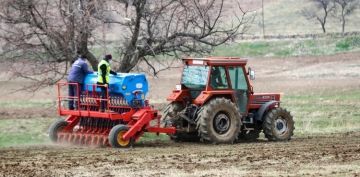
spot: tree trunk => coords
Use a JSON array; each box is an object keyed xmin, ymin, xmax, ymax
[
  {"xmin": 86, "ymin": 52, "xmax": 98, "ymax": 71},
  {"xmin": 321, "ymin": 22, "xmax": 326, "ymax": 33},
  {"xmin": 341, "ymin": 8, "xmax": 346, "ymax": 34},
  {"xmin": 116, "ymin": 0, "xmax": 145, "ymax": 73}
]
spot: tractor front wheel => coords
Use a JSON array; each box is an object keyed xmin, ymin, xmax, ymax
[
  {"xmin": 49, "ymin": 119, "xmax": 68, "ymax": 143},
  {"xmin": 263, "ymin": 107, "xmax": 294, "ymax": 141},
  {"xmin": 109, "ymin": 124, "xmax": 134, "ymax": 148},
  {"xmin": 198, "ymin": 98, "xmax": 241, "ymax": 144}
]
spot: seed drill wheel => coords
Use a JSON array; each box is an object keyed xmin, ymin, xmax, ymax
[
  {"xmin": 262, "ymin": 107, "xmax": 294, "ymax": 141},
  {"xmin": 109, "ymin": 124, "xmax": 134, "ymax": 148},
  {"xmin": 198, "ymin": 98, "xmax": 241, "ymax": 144},
  {"xmin": 49, "ymin": 119, "xmax": 68, "ymax": 143}
]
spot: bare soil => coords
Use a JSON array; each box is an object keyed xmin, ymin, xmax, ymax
[{"xmin": 0, "ymin": 132, "xmax": 359, "ymax": 177}]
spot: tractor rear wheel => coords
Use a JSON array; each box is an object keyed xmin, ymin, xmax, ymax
[
  {"xmin": 263, "ymin": 107, "xmax": 294, "ymax": 141},
  {"xmin": 49, "ymin": 119, "xmax": 68, "ymax": 143},
  {"xmin": 109, "ymin": 124, "xmax": 134, "ymax": 148},
  {"xmin": 166, "ymin": 102, "xmax": 184, "ymax": 118},
  {"xmin": 198, "ymin": 98, "xmax": 241, "ymax": 144},
  {"xmin": 164, "ymin": 102, "xmax": 199, "ymax": 142}
]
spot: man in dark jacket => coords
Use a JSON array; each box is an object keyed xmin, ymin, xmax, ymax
[
  {"xmin": 97, "ymin": 54, "xmax": 117, "ymax": 112},
  {"xmin": 67, "ymin": 53, "xmax": 93, "ymax": 110}
]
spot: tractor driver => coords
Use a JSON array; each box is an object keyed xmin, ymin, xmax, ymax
[
  {"xmin": 67, "ymin": 52, "xmax": 94, "ymax": 110},
  {"xmin": 210, "ymin": 66, "xmax": 226, "ymax": 89},
  {"xmin": 97, "ymin": 54, "xmax": 117, "ymax": 112}
]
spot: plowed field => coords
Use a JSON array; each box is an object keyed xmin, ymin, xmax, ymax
[{"xmin": 1, "ymin": 132, "xmax": 359, "ymax": 177}]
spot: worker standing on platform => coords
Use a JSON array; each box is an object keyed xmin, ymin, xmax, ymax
[
  {"xmin": 97, "ymin": 54, "xmax": 117, "ymax": 112},
  {"xmin": 67, "ymin": 52, "xmax": 93, "ymax": 110}
]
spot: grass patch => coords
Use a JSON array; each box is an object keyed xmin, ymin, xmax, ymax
[
  {"xmin": 0, "ymin": 118, "xmax": 53, "ymax": 147},
  {"xmin": 283, "ymin": 89, "xmax": 360, "ymax": 135},
  {"xmin": 139, "ymin": 133, "xmax": 169, "ymax": 142},
  {"xmin": 212, "ymin": 35, "xmax": 360, "ymax": 57},
  {"xmin": 0, "ymin": 100, "xmax": 53, "ymax": 109}
]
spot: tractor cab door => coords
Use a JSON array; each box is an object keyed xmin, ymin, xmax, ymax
[{"xmin": 228, "ymin": 67, "xmax": 249, "ymax": 113}]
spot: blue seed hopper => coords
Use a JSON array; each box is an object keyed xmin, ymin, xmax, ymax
[{"xmin": 83, "ymin": 73, "xmax": 149, "ymax": 107}]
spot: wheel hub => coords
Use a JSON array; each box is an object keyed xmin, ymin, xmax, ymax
[
  {"xmin": 275, "ymin": 118, "xmax": 288, "ymax": 135},
  {"xmin": 213, "ymin": 113, "xmax": 230, "ymax": 134},
  {"xmin": 117, "ymin": 131, "xmax": 130, "ymax": 147}
]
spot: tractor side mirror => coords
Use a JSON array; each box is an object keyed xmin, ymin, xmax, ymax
[{"xmin": 248, "ymin": 67, "xmax": 255, "ymax": 80}]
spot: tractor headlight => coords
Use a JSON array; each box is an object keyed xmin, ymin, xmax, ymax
[{"xmin": 122, "ymin": 85, "xmax": 127, "ymax": 90}]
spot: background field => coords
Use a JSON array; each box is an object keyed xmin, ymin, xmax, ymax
[{"xmin": 1, "ymin": 0, "xmax": 360, "ymax": 176}]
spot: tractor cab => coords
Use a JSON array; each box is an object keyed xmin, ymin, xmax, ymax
[{"xmin": 168, "ymin": 57, "xmax": 253, "ymax": 113}]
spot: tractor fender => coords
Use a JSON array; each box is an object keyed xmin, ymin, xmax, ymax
[{"xmin": 255, "ymin": 101, "xmax": 279, "ymax": 121}]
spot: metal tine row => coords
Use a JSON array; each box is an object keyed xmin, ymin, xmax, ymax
[
  {"xmin": 109, "ymin": 96, "xmax": 129, "ymax": 106},
  {"xmin": 79, "ymin": 117, "xmax": 122, "ymax": 129},
  {"xmin": 80, "ymin": 94, "xmax": 98, "ymax": 105}
]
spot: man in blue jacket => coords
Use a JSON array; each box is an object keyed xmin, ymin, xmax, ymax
[{"xmin": 67, "ymin": 52, "xmax": 93, "ymax": 110}]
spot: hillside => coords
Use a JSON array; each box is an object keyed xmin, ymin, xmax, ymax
[{"xmin": 247, "ymin": 0, "xmax": 360, "ymax": 35}]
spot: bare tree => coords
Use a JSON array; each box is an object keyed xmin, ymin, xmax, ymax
[
  {"xmin": 0, "ymin": 0, "xmax": 105, "ymax": 90},
  {"xmin": 103, "ymin": 0, "xmax": 252, "ymax": 73},
  {"xmin": 302, "ymin": 0, "xmax": 335, "ymax": 33},
  {"xmin": 0, "ymin": 0, "xmax": 252, "ymax": 90},
  {"xmin": 333, "ymin": 0, "xmax": 359, "ymax": 34}
]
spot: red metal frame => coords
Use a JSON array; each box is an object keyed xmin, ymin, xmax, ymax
[{"xmin": 56, "ymin": 82, "xmax": 176, "ymax": 147}]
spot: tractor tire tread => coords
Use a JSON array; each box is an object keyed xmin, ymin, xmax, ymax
[
  {"xmin": 197, "ymin": 97, "xmax": 241, "ymax": 144},
  {"xmin": 49, "ymin": 119, "xmax": 68, "ymax": 143},
  {"xmin": 262, "ymin": 107, "xmax": 294, "ymax": 141}
]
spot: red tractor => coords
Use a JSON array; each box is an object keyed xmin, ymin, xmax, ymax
[{"xmin": 163, "ymin": 57, "xmax": 294, "ymax": 143}]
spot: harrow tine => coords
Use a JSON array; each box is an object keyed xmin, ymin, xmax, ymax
[
  {"xmin": 92, "ymin": 136, "xmax": 98, "ymax": 147},
  {"xmin": 75, "ymin": 134, "xmax": 81, "ymax": 144},
  {"xmin": 80, "ymin": 134, "xmax": 86, "ymax": 145},
  {"xmin": 86, "ymin": 136, "xmax": 92, "ymax": 146}
]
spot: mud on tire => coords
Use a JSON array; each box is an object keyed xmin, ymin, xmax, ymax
[
  {"xmin": 197, "ymin": 98, "xmax": 241, "ymax": 144},
  {"xmin": 263, "ymin": 107, "xmax": 294, "ymax": 141},
  {"xmin": 49, "ymin": 119, "xmax": 68, "ymax": 143}
]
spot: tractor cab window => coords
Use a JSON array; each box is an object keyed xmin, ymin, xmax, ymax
[
  {"xmin": 228, "ymin": 67, "xmax": 248, "ymax": 90},
  {"xmin": 229, "ymin": 67, "xmax": 248, "ymax": 112},
  {"xmin": 181, "ymin": 65, "xmax": 209, "ymax": 89},
  {"xmin": 210, "ymin": 66, "xmax": 229, "ymax": 89}
]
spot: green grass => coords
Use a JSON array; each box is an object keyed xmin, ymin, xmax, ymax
[
  {"xmin": 283, "ymin": 89, "xmax": 360, "ymax": 135},
  {"xmin": 0, "ymin": 100, "xmax": 53, "ymax": 109},
  {"xmin": 139, "ymin": 133, "xmax": 170, "ymax": 142},
  {"xmin": 0, "ymin": 118, "xmax": 53, "ymax": 147},
  {"xmin": 212, "ymin": 35, "xmax": 360, "ymax": 57}
]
